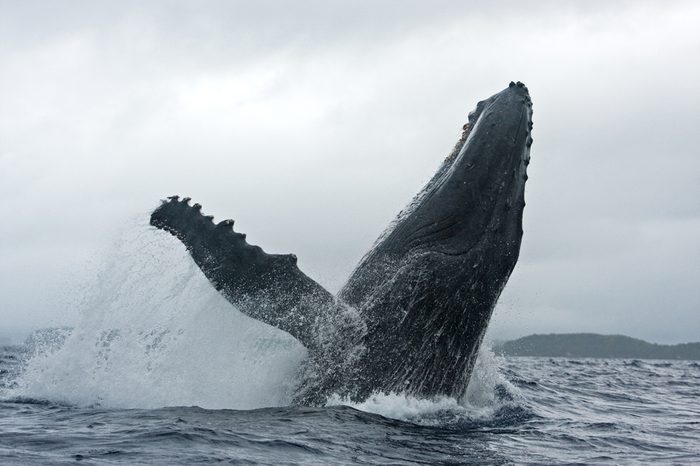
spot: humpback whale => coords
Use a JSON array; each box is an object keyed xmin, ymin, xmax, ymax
[{"xmin": 150, "ymin": 81, "xmax": 533, "ymax": 405}]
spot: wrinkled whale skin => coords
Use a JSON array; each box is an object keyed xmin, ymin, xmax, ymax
[{"xmin": 150, "ymin": 82, "xmax": 533, "ymax": 405}]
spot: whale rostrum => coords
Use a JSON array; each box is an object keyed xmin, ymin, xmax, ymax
[{"xmin": 150, "ymin": 82, "xmax": 533, "ymax": 405}]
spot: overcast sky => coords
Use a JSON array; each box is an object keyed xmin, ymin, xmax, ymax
[{"xmin": 1, "ymin": 1, "xmax": 698, "ymax": 343}]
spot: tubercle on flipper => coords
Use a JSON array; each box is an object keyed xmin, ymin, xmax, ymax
[{"xmin": 151, "ymin": 196, "xmax": 292, "ymax": 263}]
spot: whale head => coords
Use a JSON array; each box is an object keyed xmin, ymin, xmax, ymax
[
  {"xmin": 340, "ymin": 82, "xmax": 533, "ymax": 400},
  {"xmin": 385, "ymin": 80, "xmax": 531, "ymax": 258}
]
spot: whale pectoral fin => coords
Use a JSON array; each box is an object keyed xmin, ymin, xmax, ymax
[{"xmin": 150, "ymin": 196, "xmax": 336, "ymax": 350}]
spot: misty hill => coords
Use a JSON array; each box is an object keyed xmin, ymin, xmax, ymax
[{"xmin": 495, "ymin": 333, "xmax": 700, "ymax": 360}]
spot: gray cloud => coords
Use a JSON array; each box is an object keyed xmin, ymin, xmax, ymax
[{"xmin": 1, "ymin": 0, "xmax": 698, "ymax": 343}]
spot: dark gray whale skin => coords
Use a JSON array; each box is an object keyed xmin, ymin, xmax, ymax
[{"xmin": 150, "ymin": 81, "xmax": 533, "ymax": 405}]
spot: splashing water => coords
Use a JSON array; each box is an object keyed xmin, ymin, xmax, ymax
[
  {"xmin": 13, "ymin": 217, "xmax": 514, "ymax": 419},
  {"xmin": 14, "ymin": 218, "xmax": 306, "ymax": 409},
  {"xmin": 327, "ymin": 344, "xmax": 520, "ymax": 426}
]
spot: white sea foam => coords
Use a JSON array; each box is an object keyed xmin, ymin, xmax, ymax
[
  {"xmin": 14, "ymin": 218, "xmax": 305, "ymax": 409},
  {"xmin": 327, "ymin": 344, "xmax": 519, "ymax": 425}
]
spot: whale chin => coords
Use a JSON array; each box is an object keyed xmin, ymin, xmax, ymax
[{"xmin": 150, "ymin": 82, "xmax": 533, "ymax": 405}]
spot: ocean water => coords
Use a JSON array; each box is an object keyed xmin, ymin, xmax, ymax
[
  {"xmin": 2, "ymin": 346, "xmax": 699, "ymax": 464},
  {"xmin": 1, "ymin": 224, "xmax": 699, "ymax": 464}
]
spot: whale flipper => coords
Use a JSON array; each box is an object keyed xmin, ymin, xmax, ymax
[{"xmin": 150, "ymin": 197, "xmax": 337, "ymax": 350}]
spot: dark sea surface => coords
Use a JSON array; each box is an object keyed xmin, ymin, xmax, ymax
[{"xmin": 2, "ymin": 342, "xmax": 699, "ymax": 465}]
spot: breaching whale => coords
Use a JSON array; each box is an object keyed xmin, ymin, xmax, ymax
[{"xmin": 150, "ymin": 81, "xmax": 533, "ymax": 405}]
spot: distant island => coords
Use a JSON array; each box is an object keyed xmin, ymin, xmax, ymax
[{"xmin": 494, "ymin": 333, "xmax": 700, "ymax": 360}]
